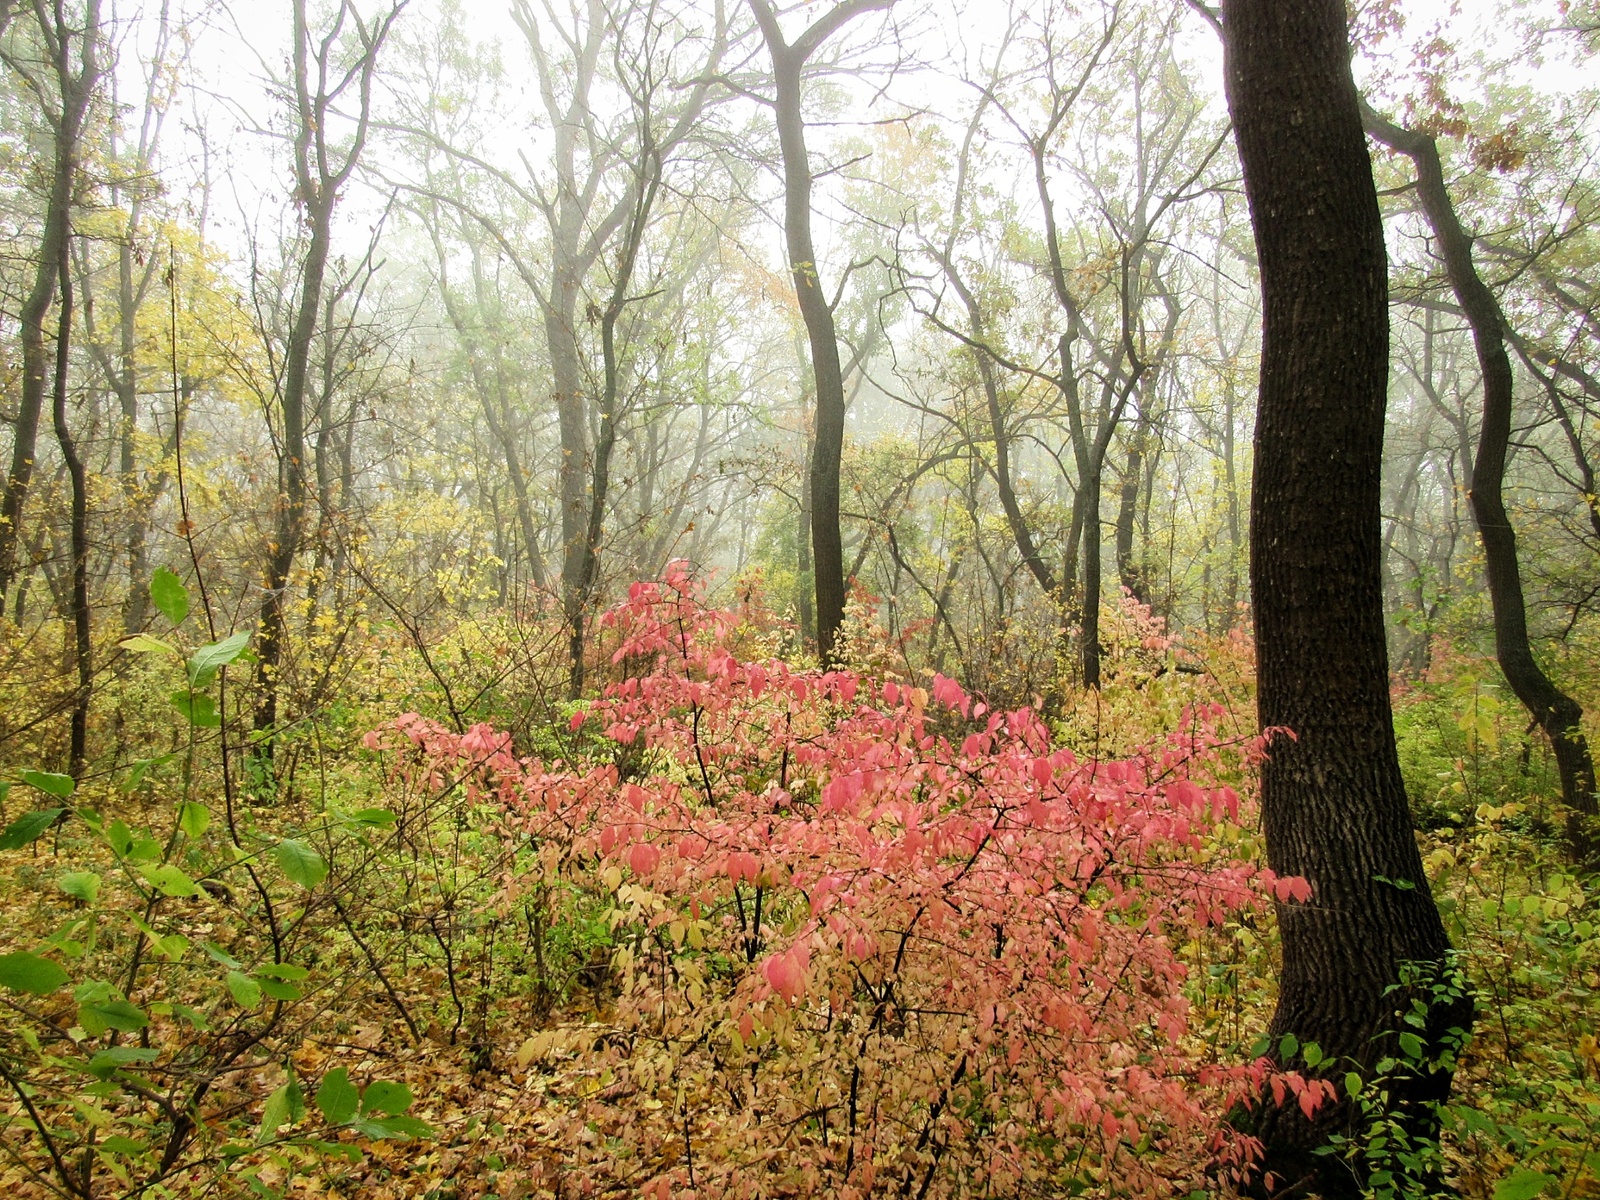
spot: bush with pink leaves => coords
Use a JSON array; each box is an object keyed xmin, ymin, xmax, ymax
[{"xmin": 369, "ymin": 568, "xmax": 1327, "ymax": 1197}]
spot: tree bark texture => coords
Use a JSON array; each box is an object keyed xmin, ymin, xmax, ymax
[
  {"xmin": 1221, "ymin": 0, "xmax": 1470, "ymax": 1191},
  {"xmin": 1362, "ymin": 105, "xmax": 1598, "ymax": 865}
]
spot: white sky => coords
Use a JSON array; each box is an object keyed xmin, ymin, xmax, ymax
[{"xmin": 123, "ymin": 0, "xmax": 1592, "ymax": 283}]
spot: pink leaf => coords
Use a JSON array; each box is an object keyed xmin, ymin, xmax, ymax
[{"xmin": 628, "ymin": 842, "xmax": 661, "ymax": 876}]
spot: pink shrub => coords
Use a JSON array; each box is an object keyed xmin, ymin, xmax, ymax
[{"xmin": 370, "ymin": 568, "xmax": 1319, "ymax": 1197}]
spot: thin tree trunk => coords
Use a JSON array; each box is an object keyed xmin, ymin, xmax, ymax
[
  {"xmin": 0, "ymin": 0, "xmax": 100, "ymax": 607},
  {"xmin": 255, "ymin": 0, "xmax": 397, "ymax": 752},
  {"xmin": 255, "ymin": 200, "xmax": 330, "ymax": 741},
  {"xmin": 797, "ymin": 423, "xmax": 815, "ymax": 647},
  {"xmin": 53, "ymin": 226, "xmax": 89, "ymax": 778},
  {"xmin": 1114, "ymin": 432, "xmax": 1144, "ymax": 603},
  {"xmin": 1363, "ymin": 104, "xmax": 1598, "ymax": 863},
  {"xmin": 1222, "ymin": 0, "xmax": 1470, "ymax": 1190},
  {"xmin": 748, "ymin": 0, "xmax": 894, "ymax": 665}
]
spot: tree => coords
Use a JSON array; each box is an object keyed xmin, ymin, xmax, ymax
[
  {"xmin": 254, "ymin": 0, "xmax": 402, "ymax": 751},
  {"xmin": 0, "ymin": 0, "xmax": 102, "ymax": 613},
  {"xmin": 77, "ymin": 1, "xmax": 188, "ymax": 634},
  {"xmin": 1218, "ymin": 0, "xmax": 1472, "ymax": 1190},
  {"xmin": 1363, "ymin": 103, "xmax": 1598, "ymax": 866},
  {"xmin": 747, "ymin": 0, "xmax": 896, "ymax": 665},
  {"xmin": 391, "ymin": 0, "xmax": 732, "ymax": 695}
]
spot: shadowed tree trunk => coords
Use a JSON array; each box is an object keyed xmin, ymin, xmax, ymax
[
  {"xmin": 254, "ymin": 0, "xmax": 399, "ymax": 755},
  {"xmin": 1363, "ymin": 103, "xmax": 1598, "ymax": 866},
  {"xmin": 1220, "ymin": 0, "xmax": 1472, "ymax": 1191},
  {"xmin": 748, "ymin": 0, "xmax": 895, "ymax": 665},
  {"xmin": 53, "ymin": 209, "xmax": 88, "ymax": 777},
  {"xmin": 0, "ymin": 0, "xmax": 101, "ymax": 610}
]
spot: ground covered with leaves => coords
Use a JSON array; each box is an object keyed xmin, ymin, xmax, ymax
[{"xmin": 0, "ymin": 577, "xmax": 1595, "ymax": 1200}]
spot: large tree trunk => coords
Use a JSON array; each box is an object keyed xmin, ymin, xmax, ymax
[
  {"xmin": 1221, "ymin": 0, "xmax": 1471, "ymax": 1192},
  {"xmin": 1363, "ymin": 105, "xmax": 1598, "ymax": 865}
]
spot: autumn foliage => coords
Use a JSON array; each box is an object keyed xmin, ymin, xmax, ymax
[{"xmin": 371, "ymin": 568, "xmax": 1323, "ymax": 1197}]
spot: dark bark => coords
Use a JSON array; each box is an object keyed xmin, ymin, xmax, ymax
[
  {"xmin": 254, "ymin": 0, "xmax": 398, "ymax": 748},
  {"xmin": 0, "ymin": 0, "xmax": 100, "ymax": 607},
  {"xmin": 117, "ymin": 230, "xmax": 153, "ymax": 633},
  {"xmin": 748, "ymin": 0, "xmax": 894, "ymax": 665},
  {"xmin": 1114, "ymin": 431, "xmax": 1145, "ymax": 603},
  {"xmin": 567, "ymin": 161, "xmax": 660, "ymax": 698},
  {"xmin": 566, "ymin": 17, "xmax": 724, "ymax": 695},
  {"xmin": 1221, "ymin": 0, "xmax": 1470, "ymax": 1191},
  {"xmin": 53, "ymin": 210, "xmax": 88, "ymax": 778},
  {"xmin": 1114, "ymin": 299, "xmax": 1178, "ymax": 606},
  {"xmin": 1363, "ymin": 104, "xmax": 1598, "ymax": 864},
  {"xmin": 509, "ymin": 0, "xmax": 627, "ymax": 641},
  {"xmin": 797, "ymin": 424, "xmax": 815, "ymax": 647}
]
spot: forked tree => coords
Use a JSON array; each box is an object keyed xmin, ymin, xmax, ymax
[
  {"xmin": 254, "ymin": 0, "xmax": 402, "ymax": 753},
  {"xmin": 747, "ymin": 0, "xmax": 896, "ymax": 665}
]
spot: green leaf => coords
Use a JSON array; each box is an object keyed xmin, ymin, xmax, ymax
[
  {"xmin": 202, "ymin": 941, "xmax": 242, "ymax": 969},
  {"xmin": 1278, "ymin": 1033, "xmax": 1300, "ymax": 1061},
  {"xmin": 258, "ymin": 977, "xmax": 302, "ymax": 1002},
  {"xmin": 132, "ymin": 917, "xmax": 187, "ymax": 961},
  {"xmin": 315, "ymin": 1068, "xmax": 359, "ymax": 1126},
  {"xmin": 256, "ymin": 962, "xmax": 309, "ymax": 981},
  {"xmin": 226, "ymin": 971, "xmax": 262, "ymax": 1010},
  {"xmin": 360, "ymin": 1079, "xmax": 413, "ymax": 1117},
  {"xmin": 18, "ymin": 769, "xmax": 75, "ymax": 798},
  {"xmin": 0, "ymin": 807, "xmax": 65, "ymax": 849},
  {"xmin": 178, "ymin": 801, "xmax": 210, "ymax": 839},
  {"xmin": 1494, "ymin": 1170, "xmax": 1557, "ymax": 1200},
  {"xmin": 0, "ymin": 951, "xmax": 69, "ymax": 993},
  {"xmin": 86, "ymin": 1047, "xmax": 159, "ymax": 1080},
  {"xmin": 105, "ymin": 819, "xmax": 135, "ymax": 857},
  {"xmin": 81, "ymin": 999, "xmax": 149, "ymax": 1033},
  {"xmin": 150, "ymin": 567, "xmax": 189, "ymax": 627},
  {"xmin": 258, "ymin": 1083, "xmax": 294, "ymax": 1144},
  {"xmin": 123, "ymin": 754, "xmax": 174, "ymax": 793},
  {"xmin": 120, "ymin": 633, "xmax": 180, "ymax": 657},
  {"xmin": 98, "ymin": 1135, "xmax": 149, "ymax": 1156},
  {"xmin": 169, "ymin": 690, "xmax": 220, "ymax": 728},
  {"xmin": 1344, "ymin": 1071, "xmax": 1364, "ymax": 1099},
  {"xmin": 157, "ymin": 933, "xmax": 190, "ymax": 961},
  {"xmin": 274, "ymin": 839, "xmax": 327, "ymax": 890},
  {"xmin": 187, "ymin": 630, "xmax": 250, "ymax": 689},
  {"xmin": 162, "ymin": 1001, "xmax": 209, "ymax": 1031},
  {"xmin": 1302, "ymin": 1042, "xmax": 1324, "ymax": 1069},
  {"xmin": 141, "ymin": 864, "xmax": 199, "ymax": 898},
  {"xmin": 1396, "ymin": 1031, "xmax": 1425, "ymax": 1061},
  {"xmin": 344, "ymin": 808, "xmax": 397, "ymax": 828},
  {"xmin": 58, "ymin": 871, "xmax": 101, "ymax": 904},
  {"xmin": 355, "ymin": 1114, "xmax": 432, "ymax": 1140}
]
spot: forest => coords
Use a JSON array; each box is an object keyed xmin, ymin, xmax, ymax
[{"xmin": 0, "ymin": 0, "xmax": 1596, "ymax": 1196}]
